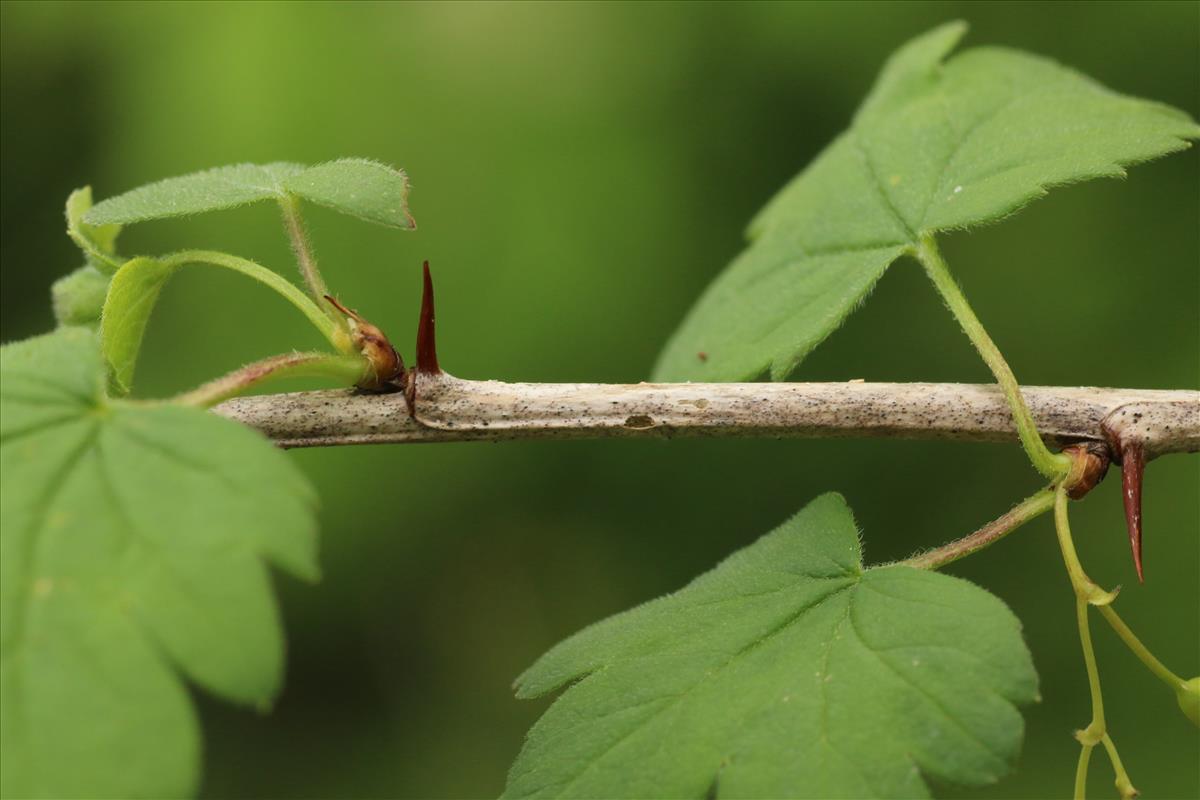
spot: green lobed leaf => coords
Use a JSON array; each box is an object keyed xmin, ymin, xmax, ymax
[
  {"xmin": 83, "ymin": 159, "xmax": 415, "ymax": 230},
  {"xmin": 506, "ymin": 493, "xmax": 1038, "ymax": 799},
  {"xmin": 0, "ymin": 328, "xmax": 319, "ymax": 799},
  {"xmin": 66, "ymin": 186, "xmax": 123, "ymax": 274},
  {"xmin": 51, "ymin": 265, "xmax": 110, "ymax": 329},
  {"xmin": 83, "ymin": 162, "xmax": 306, "ymax": 225},
  {"xmin": 282, "ymin": 158, "xmax": 416, "ymax": 229},
  {"xmin": 653, "ymin": 22, "xmax": 1200, "ymax": 382}
]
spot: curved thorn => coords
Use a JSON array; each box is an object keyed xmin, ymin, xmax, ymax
[
  {"xmin": 1120, "ymin": 441, "xmax": 1145, "ymax": 583},
  {"xmin": 416, "ymin": 261, "xmax": 441, "ymax": 376}
]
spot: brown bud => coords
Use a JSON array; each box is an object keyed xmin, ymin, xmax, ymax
[
  {"xmin": 324, "ymin": 296, "xmax": 406, "ymax": 392},
  {"xmin": 1061, "ymin": 442, "xmax": 1110, "ymax": 500}
]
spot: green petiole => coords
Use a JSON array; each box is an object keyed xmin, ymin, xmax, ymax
[
  {"xmin": 914, "ymin": 234, "xmax": 1072, "ymax": 482},
  {"xmin": 903, "ymin": 488, "xmax": 1055, "ymax": 570},
  {"xmin": 1098, "ymin": 604, "xmax": 1187, "ymax": 691},
  {"xmin": 277, "ymin": 195, "xmax": 342, "ymax": 324},
  {"xmin": 163, "ymin": 249, "xmax": 353, "ymax": 354},
  {"xmin": 1054, "ymin": 483, "xmax": 1136, "ymax": 799},
  {"xmin": 173, "ymin": 351, "xmax": 368, "ymax": 408}
]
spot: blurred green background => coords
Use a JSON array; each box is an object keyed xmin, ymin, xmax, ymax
[{"xmin": 2, "ymin": 1, "xmax": 1197, "ymax": 798}]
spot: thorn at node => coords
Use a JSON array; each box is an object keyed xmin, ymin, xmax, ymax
[
  {"xmin": 416, "ymin": 260, "xmax": 441, "ymax": 376},
  {"xmin": 1119, "ymin": 440, "xmax": 1146, "ymax": 584}
]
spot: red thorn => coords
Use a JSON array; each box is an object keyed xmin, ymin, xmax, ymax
[
  {"xmin": 416, "ymin": 260, "xmax": 441, "ymax": 375},
  {"xmin": 1120, "ymin": 441, "xmax": 1145, "ymax": 583}
]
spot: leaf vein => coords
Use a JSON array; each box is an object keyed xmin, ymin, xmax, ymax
[{"xmin": 847, "ymin": 590, "xmax": 1009, "ymax": 769}]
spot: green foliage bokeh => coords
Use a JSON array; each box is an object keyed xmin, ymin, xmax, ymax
[{"xmin": 1, "ymin": 2, "xmax": 1196, "ymax": 797}]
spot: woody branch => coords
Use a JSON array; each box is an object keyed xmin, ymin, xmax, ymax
[{"xmin": 214, "ymin": 378, "xmax": 1198, "ymax": 456}]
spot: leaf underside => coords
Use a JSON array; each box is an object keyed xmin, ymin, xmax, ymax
[
  {"xmin": 82, "ymin": 158, "xmax": 415, "ymax": 230},
  {"xmin": 653, "ymin": 21, "xmax": 1200, "ymax": 382},
  {"xmin": 99, "ymin": 256, "xmax": 175, "ymax": 394},
  {"xmin": 0, "ymin": 328, "xmax": 318, "ymax": 799},
  {"xmin": 506, "ymin": 493, "xmax": 1038, "ymax": 799}
]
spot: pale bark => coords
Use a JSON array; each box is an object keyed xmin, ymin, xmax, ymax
[{"xmin": 213, "ymin": 374, "xmax": 1200, "ymax": 458}]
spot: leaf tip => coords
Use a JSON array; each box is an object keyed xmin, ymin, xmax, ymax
[
  {"xmin": 937, "ymin": 18, "xmax": 969, "ymax": 43},
  {"xmin": 892, "ymin": 18, "xmax": 969, "ymax": 70},
  {"xmin": 511, "ymin": 666, "xmax": 549, "ymax": 700},
  {"xmin": 65, "ymin": 185, "xmax": 93, "ymax": 222}
]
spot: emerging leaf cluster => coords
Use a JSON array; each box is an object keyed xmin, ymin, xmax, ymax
[{"xmin": 2, "ymin": 158, "xmax": 415, "ymax": 798}]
